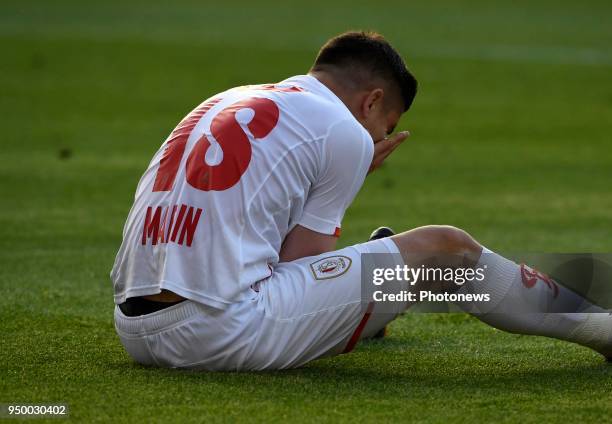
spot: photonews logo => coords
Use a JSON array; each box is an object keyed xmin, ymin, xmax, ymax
[{"xmin": 310, "ymin": 255, "xmax": 352, "ymax": 280}]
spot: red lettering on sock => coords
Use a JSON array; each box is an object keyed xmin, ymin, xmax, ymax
[{"xmin": 520, "ymin": 264, "xmax": 559, "ymax": 298}]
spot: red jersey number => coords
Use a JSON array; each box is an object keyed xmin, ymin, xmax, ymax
[{"xmin": 153, "ymin": 96, "xmax": 280, "ymax": 192}]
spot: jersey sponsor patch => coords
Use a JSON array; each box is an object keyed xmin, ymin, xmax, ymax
[{"xmin": 310, "ymin": 255, "xmax": 352, "ymax": 280}]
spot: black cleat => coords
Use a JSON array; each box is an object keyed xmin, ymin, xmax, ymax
[
  {"xmin": 368, "ymin": 227, "xmax": 395, "ymax": 339},
  {"xmin": 369, "ymin": 226, "xmax": 395, "ymax": 241},
  {"xmin": 372, "ymin": 326, "xmax": 388, "ymax": 339}
]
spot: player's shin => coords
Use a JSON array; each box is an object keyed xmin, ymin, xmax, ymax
[{"xmin": 456, "ymin": 248, "xmax": 612, "ymax": 359}]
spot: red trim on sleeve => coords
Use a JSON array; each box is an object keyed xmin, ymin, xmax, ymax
[
  {"xmin": 333, "ymin": 227, "xmax": 342, "ymax": 237},
  {"xmin": 342, "ymin": 302, "xmax": 375, "ymax": 354}
]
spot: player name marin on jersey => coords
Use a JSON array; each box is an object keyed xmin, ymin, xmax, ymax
[{"xmin": 141, "ymin": 203, "xmax": 203, "ymax": 247}]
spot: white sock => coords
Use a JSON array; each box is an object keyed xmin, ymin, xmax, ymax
[{"xmin": 457, "ymin": 248, "xmax": 612, "ymax": 358}]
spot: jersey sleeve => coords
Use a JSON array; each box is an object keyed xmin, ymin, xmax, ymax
[{"xmin": 298, "ymin": 119, "xmax": 374, "ymax": 236}]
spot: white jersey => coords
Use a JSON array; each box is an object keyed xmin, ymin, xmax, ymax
[{"xmin": 110, "ymin": 75, "xmax": 374, "ymax": 308}]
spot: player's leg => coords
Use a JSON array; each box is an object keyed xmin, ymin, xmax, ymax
[
  {"xmin": 367, "ymin": 226, "xmax": 397, "ymax": 339},
  {"xmin": 242, "ymin": 236, "xmax": 408, "ymax": 369},
  {"xmin": 390, "ymin": 225, "xmax": 612, "ymax": 359}
]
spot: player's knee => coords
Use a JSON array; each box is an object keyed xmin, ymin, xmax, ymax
[
  {"xmin": 392, "ymin": 225, "xmax": 481, "ymax": 257},
  {"xmin": 433, "ymin": 225, "xmax": 479, "ymax": 255}
]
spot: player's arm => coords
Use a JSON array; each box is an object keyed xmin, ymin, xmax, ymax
[
  {"xmin": 279, "ymin": 130, "xmax": 408, "ymax": 262},
  {"xmin": 278, "ymin": 119, "xmax": 374, "ymax": 262},
  {"xmin": 279, "ymin": 225, "xmax": 338, "ymax": 263}
]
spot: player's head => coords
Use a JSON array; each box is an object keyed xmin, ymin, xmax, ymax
[{"xmin": 309, "ymin": 31, "xmax": 417, "ymax": 142}]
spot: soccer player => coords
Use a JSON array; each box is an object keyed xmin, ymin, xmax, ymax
[{"xmin": 111, "ymin": 31, "xmax": 612, "ymax": 370}]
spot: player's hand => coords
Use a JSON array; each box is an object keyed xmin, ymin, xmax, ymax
[{"xmin": 368, "ymin": 130, "xmax": 409, "ymax": 174}]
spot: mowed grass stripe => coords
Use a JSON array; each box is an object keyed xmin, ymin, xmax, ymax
[{"xmin": 1, "ymin": 0, "xmax": 611, "ymax": 422}]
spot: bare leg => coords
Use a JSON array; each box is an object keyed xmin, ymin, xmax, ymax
[{"xmin": 388, "ymin": 225, "xmax": 612, "ymax": 360}]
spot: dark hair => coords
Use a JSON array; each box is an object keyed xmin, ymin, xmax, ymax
[{"xmin": 311, "ymin": 31, "xmax": 417, "ymax": 111}]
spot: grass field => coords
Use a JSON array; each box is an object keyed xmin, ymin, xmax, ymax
[{"xmin": 1, "ymin": 0, "xmax": 612, "ymax": 422}]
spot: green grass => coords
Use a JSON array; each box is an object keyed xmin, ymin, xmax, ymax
[{"xmin": 1, "ymin": 0, "xmax": 612, "ymax": 422}]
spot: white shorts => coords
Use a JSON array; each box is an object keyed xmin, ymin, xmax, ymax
[{"xmin": 114, "ymin": 237, "xmax": 405, "ymax": 371}]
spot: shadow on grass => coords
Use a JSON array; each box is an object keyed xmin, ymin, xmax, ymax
[{"xmin": 107, "ymin": 342, "xmax": 612, "ymax": 402}]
